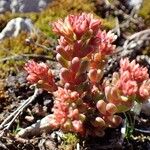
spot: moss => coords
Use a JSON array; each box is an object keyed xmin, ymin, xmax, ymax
[
  {"xmin": 0, "ymin": 32, "xmax": 54, "ymax": 78},
  {"xmin": 101, "ymin": 17, "xmax": 116, "ymax": 30},
  {"xmin": 139, "ymin": 0, "xmax": 150, "ymax": 17},
  {"xmin": 139, "ymin": 0, "xmax": 150, "ymax": 25},
  {"xmin": 59, "ymin": 133, "xmax": 80, "ymax": 150},
  {"xmin": 138, "ymin": 0, "xmax": 150, "ymax": 56},
  {"xmin": 108, "ymin": 0, "xmax": 115, "ymax": 3}
]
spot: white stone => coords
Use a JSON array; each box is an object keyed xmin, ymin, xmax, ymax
[
  {"xmin": 129, "ymin": 0, "xmax": 143, "ymax": 7},
  {"xmin": 0, "ymin": 0, "xmax": 11, "ymax": 13},
  {"xmin": 0, "ymin": 0, "xmax": 52, "ymax": 13},
  {"xmin": 0, "ymin": 17, "xmax": 36, "ymax": 40},
  {"xmin": 129, "ymin": 0, "xmax": 143, "ymax": 10}
]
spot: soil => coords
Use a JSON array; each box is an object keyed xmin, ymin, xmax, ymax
[{"xmin": 0, "ymin": 69, "xmax": 149, "ymax": 150}]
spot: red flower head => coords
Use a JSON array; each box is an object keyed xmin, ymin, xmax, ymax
[
  {"xmin": 52, "ymin": 13, "xmax": 101, "ymax": 40},
  {"xmin": 53, "ymin": 13, "xmax": 116, "ymax": 60},
  {"xmin": 24, "ymin": 60, "xmax": 57, "ymax": 91},
  {"xmin": 52, "ymin": 87, "xmax": 85, "ymax": 134},
  {"xmin": 118, "ymin": 58, "xmax": 149, "ymax": 96},
  {"xmin": 120, "ymin": 58, "xmax": 149, "ymax": 82},
  {"xmin": 104, "ymin": 58, "xmax": 150, "ymax": 112}
]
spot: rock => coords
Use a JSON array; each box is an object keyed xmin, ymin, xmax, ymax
[
  {"xmin": 129, "ymin": 0, "xmax": 143, "ymax": 8},
  {"xmin": 0, "ymin": 0, "xmax": 11, "ymax": 13},
  {"xmin": 10, "ymin": 0, "xmax": 51, "ymax": 13},
  {"xmin": 117, "ymin": 0, "xmax": 143, "ymax": 13},
  {"xmin": 128, "ymin": 0, "xmax": 143, "ymax": 12},
  {"xmin": 0, "ymin": 17, "xmax": 36, "ymax": 40},
  {"xmin": 16, "ymin": 114, "xmax": 55, "ymax": 138},
  {"xmin": 0, "ymin": 0, "xmax": 52, "ymax": 13}
]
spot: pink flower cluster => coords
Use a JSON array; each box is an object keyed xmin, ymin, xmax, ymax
[
  {"xmin": 53, "ymin": 13, "xmax": 116, "ymax": 60},
  {"xmin": 24, "ymin": 13, "xmax": 150, "ymax": 137},
  {"xmin": 104, "ymin": 58, "xmax": 150, "ymax": 112},
  {"xmin": 24, "ymin": 60, "xmax": 57, "ymax": 92},
  {"xmin": 51, "ymin": 87, "xmax": 86, "ymax": 134},
  {"xmin": 53, "ymin": 13, "xmax": 100, "ymax": 40},
  {"xmin": 118, "ymin": 58, "xmax": 150, "ymax": 98}
]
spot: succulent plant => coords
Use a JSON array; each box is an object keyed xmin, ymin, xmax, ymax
[{"xmin": 25, "ymin": 13, "xmax": 150, "ymax": 136}]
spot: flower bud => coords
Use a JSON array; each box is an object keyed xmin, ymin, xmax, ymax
[
  {"xmin": 60, "ymin": 68, "xmax": 72, "ymax": 83},
  {"xmin": 88, "ymin": 69, "xmax": 103, "ymax": 83},
  {"xmin": 79, "ymin": 114, "xmax": 86, "ymax": 122},
  {"xmin": 140, "ymin": 89, "xmax": 149, "ymax": 98},
  {"xmin": 56, "ymin": 45, "xmax": 71, "ymax": 60},
  {"xmin": 64, "ymin": 83, "xmax": 71, "ymax": 89},
  {"xmin": 71, "ymin": 57, "xmax": 80, "ymax": 73},
  {"xmin": 97, "ymin": 69, "xmax": 103, "ymax": 81},
  {"xmin": 96, "ymin": 100, "xmax": 106, "ymax": 114},
  {"xmin": 139, "ymin": 80, "xmax": 150, "ymax": 99},
  {"xmin": 24, "ymin": 60, "xmax": 56, "ymax": 91},
  {"xmin": 88, "ymin": 69, "xmax": 97, "ymax": 83},
  {"xmin": 72, "ymin": 109, "xmax": 79, "ymax": 119},
  {"xmin": 112, "ymin": 115, "xmax": 122, "ymax": 126},
  {"xmin": 71, "ymin": 103, "xmax": 77, "ymax": 108},
  {"xmin": 106, "ymin": 103, "xmax": 117, "ymax": 115},
  {"xmin": 56, "ymin": 53, "xmax": 69, "ymax": 68},
  {"xmin": 92, "ymin": 117, "xmax": 105, "ymax": 127}
]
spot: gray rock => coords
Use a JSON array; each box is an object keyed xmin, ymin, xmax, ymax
[
  {"xmin": 0, "ymin": 0, "xmax": 52, "ymax": 13},
  {"xmin": 0, "ymin": 0, "xmax": 11, "ymax": 13},
  {"xmin": 129, "ymin": 0, "xmax": 143, "ymax": 7},
  {"xmin": 0, "ymin": 17, "xmax": 36, "ymax": 40},
  {"xmin": 128, "ymin": 0, "xmax": 143, "ymax": 11}
]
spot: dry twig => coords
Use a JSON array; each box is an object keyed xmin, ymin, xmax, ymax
[
  {"xmin": 0, "ymin": 87, "xmax": 40, "ymax": 136},
  {"xmin": 16, "ymin": 114, "xmax": 53, "ymax": 138},
  {"xmin": 123, "ymin": 29, "xmax": 150, "ymax": 49}
]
